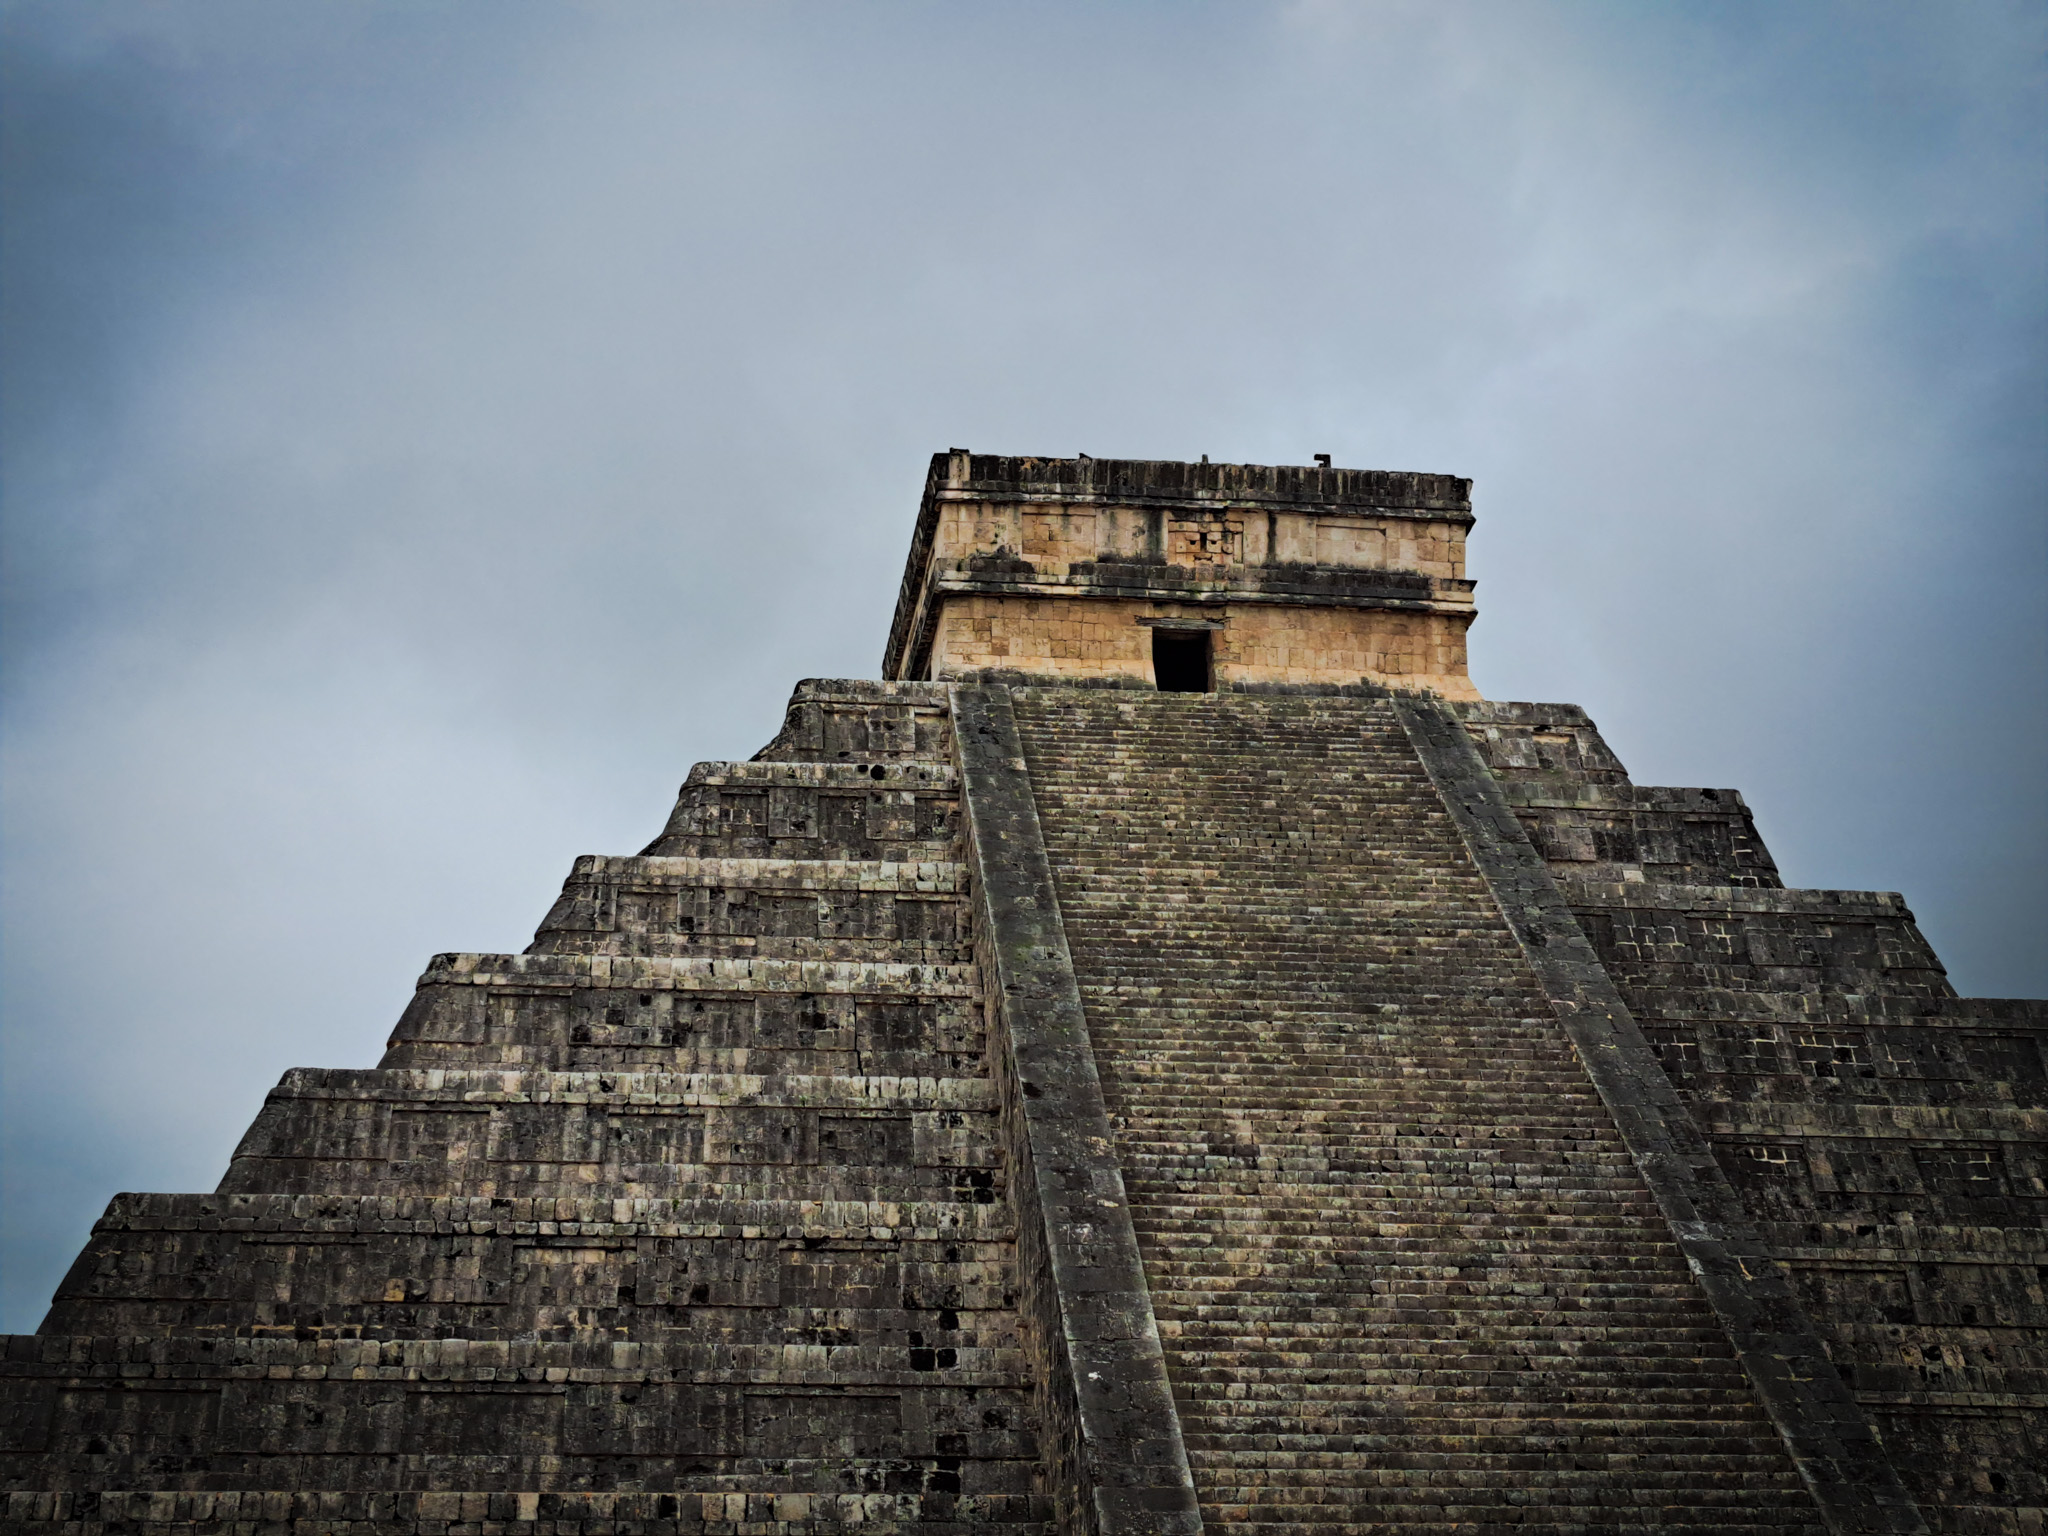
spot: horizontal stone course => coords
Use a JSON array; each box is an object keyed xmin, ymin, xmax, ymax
[{"xmin": 526, "ymin": 855, "xmax": 967, "ymax": 963}]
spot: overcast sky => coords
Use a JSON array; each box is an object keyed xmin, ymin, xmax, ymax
[{"xmin": 2, "ymin": 0, "xmax": 2042, "ymax": 1331}]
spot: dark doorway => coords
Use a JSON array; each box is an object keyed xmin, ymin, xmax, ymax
[{"xmin": 1151, "ymin": 628, "xmax": 1212, "ymax": 692}]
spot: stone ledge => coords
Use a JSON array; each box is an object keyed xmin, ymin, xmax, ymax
[
  {"xmin": 781, "ymin": 678, "xmax": 956, "ymax": 706},
  {"xmin": 1702, "ymin": 1101, "xmax": 2047, "ymax": 1141},
  {"xmin": 265, "ymin": 1067, "xmax": 997, "ymax": 1110},
  {"xmin": 1617, "ymin": 989, "xmax": 2046, "ymax": 1027},
  {"xmin": 91, "ymin": 1188, "xmax": 1009, "ymax": 1221},
  {"xmin": 1, "ymin": 1486, "xmax": 1053, "ymax": 1529},
  {"xmin": 1561, "ymin": 879, "xmax": 1914, "ymax": 917},
  {"xmin": 563, "ymin": 855, "xmax": 961, "ymax": 890},
  {"xmin": 1501, "ymin": 781, "xmax": 1756, "ymax": 812},
  {"xmin": 932, "ymin": 454, "xmax": 1471, "ymax": 514},
  {"xmin": 1452, "ymin": 699, "xmax": 1600, "ymax": 726},
  {"xmin": 1854, "ymin": 1391, "xmax": 2048, "ymax": 1411},
  {"xmin": 682, "ymin": 760, "xmax": 957, "ymax": 788},
  {"xmin": 419, "ymin": 953, "xmax": 977, "ymax": 995},
  {"xmin": 0, "ymin": 1351, "xmax": 1032, "ymax": 1388},
  {"xmin": 85, "ymin": 1223, "xmax": 1013, "ymax": 1245},
  {"xmin": 1778, "ymin": 1237, "xmax": 2048, "ymax": 1262}
]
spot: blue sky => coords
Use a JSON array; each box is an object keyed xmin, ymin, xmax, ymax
[{"xmin": 2, "ymin": 0, "xmax": 2043, "ymax": 1330}]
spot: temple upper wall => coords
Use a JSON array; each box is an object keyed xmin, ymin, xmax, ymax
[{"xmin": 931, "ymin": 500, "xmax": 1468, "ymax": 580}]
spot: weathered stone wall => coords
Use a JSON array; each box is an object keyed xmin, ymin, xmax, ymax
[
  {"xmin": 1457, "ymin": 699, "xmax": 2048, "ymax": 1533},
  {"xmin": 884, "ymin": 454, "xmax": 1480, "ymax": 698},
  {"xmin": 928, "ymin": 596, "xmax": 1476, "ymax": 699}
]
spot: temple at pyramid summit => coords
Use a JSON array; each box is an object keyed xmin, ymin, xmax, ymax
[{"xmin": 4, "ymin": 451, "xmax": 2042, "ymax": 1535}]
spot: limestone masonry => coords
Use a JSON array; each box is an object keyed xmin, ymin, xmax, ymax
[
  {"xmin": 883, "ymin": 454, "xmax": 1479, "ymax": 698},
  {"xmin": 3, "ymin": 452, "xmax": 2040, "ymax": 1536}
]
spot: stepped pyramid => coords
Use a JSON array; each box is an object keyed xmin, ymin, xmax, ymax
[{"xmin": 3, "ymin": 452, "xmax": 2040, "ymax": 1536}]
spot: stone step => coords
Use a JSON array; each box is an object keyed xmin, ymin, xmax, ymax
[
  {"xmin": 60, "ymin": 1188, "xmax": 1017, "ymax": 1233},
  {"xmin": 641, "ymin": 761, "xmax": 960, "ymax": 861},
  {"xmin": 527, "ymin": 853, "xmax": 966, "ymax": 959},
  {"xmin": 386, "ymin": 1042, "xmax": 991, "ymax": 1075},
  {"xmin": 525, "ymin": 935, "xmax": 973, "ymax": 963},
  {"xmin": 4, "ymin": 1328, "xmax": 1038, "ymax": 1386},
  {"xmin": 750, "ymin": 679, "xmax": 956, "ymax": 764},
  {"xmin": 3, "ymin": 1489, "xmax": 1050, "ymax": 1534},
  {"xmin": 382, "ymin": 954, "xmax": 983, "ymax": 1066},
  {"xmin": 248, "ymin": 1064, "xmax": 996, "ymax": 1106},
  {"xmin": 216, "ymin": 1065, "xmax": 1005, "ymax": 1200},
  {"xmin": 405, "ymin": 950, "xmax": 978, "ymax": 994}
]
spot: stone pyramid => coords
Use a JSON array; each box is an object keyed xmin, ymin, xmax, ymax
[{"xmin": 3, "ymin": 453, "xmax": 2040, "ymax": 1535}]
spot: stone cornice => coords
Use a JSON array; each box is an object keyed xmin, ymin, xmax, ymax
[
  {"xmin": 936, "ymin": 452, "xmax": 1471, "ymax": 515},
  {"xmin": 893, "ymin": 562, "xmax": 1475, "ymax": 680}
]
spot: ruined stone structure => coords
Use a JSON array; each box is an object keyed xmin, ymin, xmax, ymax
[
  {"xmin": 885, "ymin": 455, "xmax": 1479, "ymax": 698},
  {"xmin": 3, "ymin": 452, "xmax": 2040, "ymax": 1536}
]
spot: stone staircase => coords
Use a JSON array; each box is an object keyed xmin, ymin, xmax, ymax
[
  {"xmin": 1008, "ymin": 687, "xmax": 1821, "ymax": 1534},
  {"xmin": 2, "ymin": 681, "xmax": 1048, "ymax": 1536}
]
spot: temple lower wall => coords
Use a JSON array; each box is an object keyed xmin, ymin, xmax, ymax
[{"xmin": 927, "ymin": 593, "xmax": 1481, "ymax": 699}]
